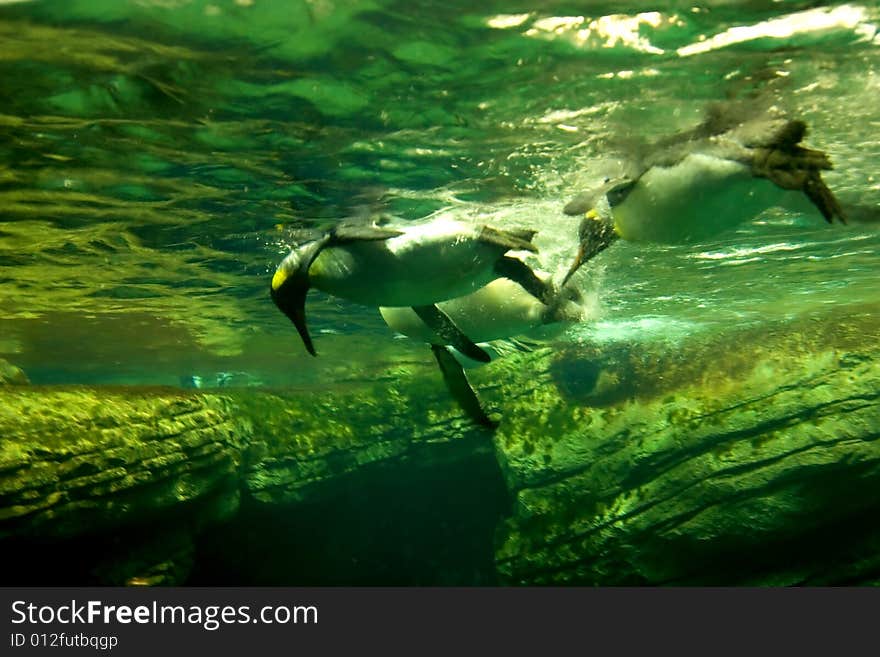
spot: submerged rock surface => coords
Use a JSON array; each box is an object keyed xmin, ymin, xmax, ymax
[
  {"xmin": 1, "ymin": 306, "xmax": 878, "ymax": 585},
  {"xmin": 0, "ymin": 372, "xmax": 492, "ymax": 584},
  {"xmin": 0, "ymin": 389, "xmax": 249, "ymax": 585},
  {"xmin": 0, "ymin": 358, "xmax": 29, "ymax": 386},
  {"xmin": 490, "ymin": 308, "xmax": 880, "ymax": 584}
]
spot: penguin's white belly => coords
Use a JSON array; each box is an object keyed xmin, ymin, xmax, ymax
[
  {"xmin": 309, "ymin": 220, "xmax": 502, "ymax": 307},
  {"xmin": 613, "ymin": 153, "xmax": 793, "ymax": 243},
  {"xmin": 380, "ymin": 278, "xmax": 547, "ymax": 344}
]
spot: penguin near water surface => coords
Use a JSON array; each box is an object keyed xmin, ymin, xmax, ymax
[
  {"xmin": 561, "ymin": 107, "xmax": 847, "ymax": 282},
  {"xmin": 381, "ymin": 276, "xmax": 589, "ymax": 428},
  {"xmin": 270, "ymin": 215, "xmax": 554, "ymax": 362}
]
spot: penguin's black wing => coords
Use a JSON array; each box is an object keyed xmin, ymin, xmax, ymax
[
  {"xmin": 494, "ymin": 256, "xmax": 555, "ymax": 305},
  {"xmin": 331, "ymin": 224, "xmax": 404, "ymax": 242},
  {"xmin": 413, "ymin": 304, "xmax": 491, "ymax": 363},
  {"xmin": 430, "ymin": 344, "xmax": 498, "ymax": 429}
]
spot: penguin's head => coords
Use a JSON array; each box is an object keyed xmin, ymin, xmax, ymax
[
  {"xmin": 270, "ymin": 237, "xmax": 329, "ymax": 356},
  {"xmin": 560, "ymin": 207, "xmax": 619, "ymax": 287}
]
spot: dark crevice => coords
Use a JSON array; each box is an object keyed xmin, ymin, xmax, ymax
[{"xmin": 188, "ymin": 440, "xmax": 511, "ymax": 585}]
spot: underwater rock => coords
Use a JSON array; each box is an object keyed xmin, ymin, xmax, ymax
[
  {"xmin": 490, "ymin": 307, "xmax": 880, "ymax": 585},
  {"xmin": 0, "ymin": 369, "xmax": 491, "ymax": 584},
  {"xmin": 0, "ymin": 389, "xmax": 248, "ymax": 541},
  {"xmin": 3, "ymin": 307, "xmax": 879, "ymax": 586},
  {"xmin": 0, "ymin": 388, "xmax": 248, "ymax": 584},
  {"xmin": 0, "ymin": 358, "xmax": 29, "ymax": 386},
  {"xmin": 239, "ymin": 373, "xmax": 493, "ymax": 506}
]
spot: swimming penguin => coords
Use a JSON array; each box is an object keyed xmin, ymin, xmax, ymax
[
  {"xmin": 379, "ymin": 232, "xmax": 598, "ymax": 428},
  {"xmin": 561, "ymin": 105, "xmax": 846, "ymax": 280},
  {"xmin": 380, "ymin": 274, "xmax": 584, "ymax": 347},
  {"xmin": 270, "ymin": 215, "xmax": 554, "ymax": 361}
]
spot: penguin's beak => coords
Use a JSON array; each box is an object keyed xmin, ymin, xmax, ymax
[
  {"xmin": 561, "ymin": 209, "xmax": 619, "ymax": 287},
  {"xmin": 270, "ymin": 236, "xmax": 332, "ymax": 357},
  {"xmin": 271, "ymin": 263, "xmax": 317, "ymax": 356},
  {"xmin": 561, "ymin": 241, "xmax": 589, "ymax": 288}
]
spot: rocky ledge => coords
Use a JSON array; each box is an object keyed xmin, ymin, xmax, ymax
[
  {"xmin": 1, "ymin": 305, "xmax": 878, "ymax": 585},
  {"xmin": 0, "ymin": 369, "xmax": 492, "ymax": 585},
  {"xmin": 489, "ymin": 309, "xmax": 880, "ymax": 584}
]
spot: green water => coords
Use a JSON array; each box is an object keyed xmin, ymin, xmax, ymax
[
  {"xmin": 2, "ymin": 0, "xmax": 878, "ymax": 385},
  {"xmin": 2, "ymin": 1, "xmax": 880, "ymax": 585}
]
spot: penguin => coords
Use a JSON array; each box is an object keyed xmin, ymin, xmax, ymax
[
  {"xmin": 270, "ymin": 215, "xmax": 554, "ymax": 362},
  {"xmin": 379, "ymin": 275, "xmax": 584, "ymax": 347},
  {"xmin": 561, "ymin": 105, "xmax": 846, "ymax": 281},
  {"xmin": 378, "ymin": 227, "xmax": 603, "ymax": 429}
]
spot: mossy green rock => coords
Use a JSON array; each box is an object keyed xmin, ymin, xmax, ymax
[
  {"xmin": 0, "ymin": 373, "xmax": 488, "ymax": 584},
  {"xmin": 490, "ymin": 309, "xmax": 880, "ymax": 585},
  {"xmin": 0, "ymin": 389, "xmax": 249, "ymax": 540},
  {"xmin": 239, "ymin": 375, "xmax": 491, "ymax": 506},
  {"xmin": 1, "ymin": 306, "xmax": 878, "ymax": 585},
  {"xmin": 0, "ymin": 359, "xmax": 29, "ymax": 385}
]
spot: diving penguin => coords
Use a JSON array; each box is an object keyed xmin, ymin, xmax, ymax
[
  {"xmin": 270, "ymin": 214, "xmax": 554, "ymax": 361},
  {"xmin": 560, "ymin": 105, "xmax": 846, "ymax": 283}
]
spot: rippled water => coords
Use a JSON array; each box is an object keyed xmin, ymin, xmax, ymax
[{"xmin": 1, "ymin": 0, "xmax": 879, "ymax": 386}]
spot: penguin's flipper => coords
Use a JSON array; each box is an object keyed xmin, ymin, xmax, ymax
[
  {"xmin": 479, "ymin": 226, "xmax": 539, "ymax": 253},
  {"xmin": 331, "ymin": 224, "xmax": 404, "ymax": 242},
  {"xmin": 494, "ymin": 256, "xmax": 555, "ymax": 305},
  {"xmin": 412, "ymin": 304, "xmax": 491, "ymax": 363},
  {"xmin": 431, "ymin": 344, "xmax": 499, "ymax": 429}
]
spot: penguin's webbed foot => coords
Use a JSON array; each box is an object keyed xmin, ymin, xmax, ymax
[
  {"xmin": 804, "ymin": 172, "xmax": 846, "ymax": 224},
  {"xmin": 745, "ymin": 120, "xmax": 846, "ymax": 225},
  {"xmin": 756, "ymin": 151, "xmax": 846, "ymax": 224},
  {"xmin": 413, "ymin": 304, "xmax": 491, "ymax": 363},
  {"xmin": 430, "ymin": 345, "xmax": 499, "ymax": 430}
]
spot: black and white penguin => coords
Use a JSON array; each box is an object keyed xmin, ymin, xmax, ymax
[
  {"xmin": 561, "ymin": 106, "xmax": 846, "ymax": 281},
  {"xmin": 376, "ymin": 213, "xmax": 608, "ymax": 430},
  {"xmin": 379, "ymin": 275, "xmax": 583, "ymax": 347},
  {"xmin": 270, "ymin": 215, "xmax": 553, "ymax": 361},
  {"xmin": 380, "ymin": 275, "xmax": 588, "ymax": 428}
]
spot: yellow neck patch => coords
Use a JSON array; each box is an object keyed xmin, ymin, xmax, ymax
[
  {"xmin": 271, "ymin": 268, "xmax": 288, "ymax": 291},
  {"xmin": 586, "ymin": 207, "xmax": 625, "ymax": 239},
  {"xmin": 611, "ymin": 208, "xmax": 627, "ymax": 240}
]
